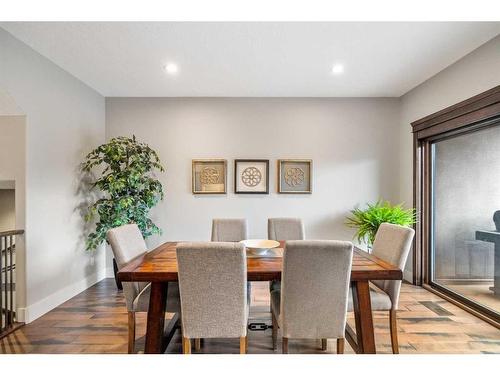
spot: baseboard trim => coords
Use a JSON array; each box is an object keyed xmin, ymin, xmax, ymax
[
  {"xmin": 18, "ymin": 267, "xmax": 108, "ymax": 323},
  {"xmin": 105, "ymin": 267, "xmax": 114, "ymax": 278},
  {"xmin": 403, "ymin": 269, "xmax": 413, "ymax": 283},
  {"xmin": 16, "ymin": 307, "xmax": 27, "ymax": 323}
]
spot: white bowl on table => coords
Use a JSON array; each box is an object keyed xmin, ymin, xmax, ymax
[{"xmin": 240, "ymin": 239, "xmax": 280, "ymax": 256}]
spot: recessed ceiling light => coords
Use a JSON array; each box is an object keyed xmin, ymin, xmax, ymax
[
  {"xmin": 164, "ymin": 63, "xmax": 179, "ymax": 75},
  {"xmin": 331, "ymin": 64, "xmax": 344, "ymax": 75}
]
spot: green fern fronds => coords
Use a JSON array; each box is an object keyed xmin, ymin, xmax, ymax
[{"xmin": 345, "ymin": 201, "xmax": 416, "ymax": 246}]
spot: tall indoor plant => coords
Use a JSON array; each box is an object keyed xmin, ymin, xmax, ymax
[
  {"xmin": 82, "ymin": 135, "xmax": 164, "ymax": 256},
  {"xmin": 345, "ymin": 200, "xmax": 416, "ymax": 249}
]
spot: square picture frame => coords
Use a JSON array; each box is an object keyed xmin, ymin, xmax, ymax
[
  {"xmin": 234, "ymin": 159, "xmax": 269, "ymax": 194},
  {"xmin": 192, "ymin": 159, "xmax": 227, "ymax": 194},
  {"xmin": 278, "ymin": 159, "xmax": 312, "ymax": 194}
]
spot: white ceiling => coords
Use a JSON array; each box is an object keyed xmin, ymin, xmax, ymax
[{"xmin": 1, "ymin": 22, "xmax": 499, "ymax": 97}]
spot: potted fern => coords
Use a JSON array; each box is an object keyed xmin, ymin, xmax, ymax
[
  {"xmin": 345, "ymin": 201, "xmax": 416, "ymax": 250},
  {"xmin": 82, "ymin": 135, "xmax": 164, "ymax": 287}
]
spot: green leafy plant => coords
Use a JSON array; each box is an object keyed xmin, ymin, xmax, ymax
[
  {"xmin": 345, "ymin": 201, "xmax": 416, "ymax": 246},
  {"xmin": 82, "ymin": 135, "xmax": 164, "ymax": 251}
]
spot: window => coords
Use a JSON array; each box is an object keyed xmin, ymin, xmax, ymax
[
  {"xmin": 431, "ymin": 125, "xmax": 500, "ymax": 316},
  {"xmin": 412, "ymin": 85, "xmax": 500, "ymax": 324}
]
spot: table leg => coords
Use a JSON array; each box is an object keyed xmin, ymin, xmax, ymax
[
  {"xmin": 351, "ymin": 280, "xmax": 376, "ymax": 354},
  {"xmin": 492, "ymin": 243, "xmax": 500, "ymax": 295},
  {"xmin": 145, "ymin": 282, "xmax": 168, "ymax": 354}
]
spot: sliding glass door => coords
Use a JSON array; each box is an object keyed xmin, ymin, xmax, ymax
[{"xmin": 430, "ymin": 124, "xmax": 500, "ymax": 318}]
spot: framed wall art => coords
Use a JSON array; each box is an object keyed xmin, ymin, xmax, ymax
[
  {"xmin": 192, "ymin": 159, "xmax": 227, "ymax": 194},
  {"xmin": 278, "ymin": 159, "xmax": 312, "ymax": 194},
  {"xmin": 234, "ymin": 159, "xmax": 269, "ymax": 194}
]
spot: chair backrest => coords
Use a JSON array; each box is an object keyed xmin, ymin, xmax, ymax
[
  {"xmin": 268, "ymin": 218, "xmax": 305, "ymax": 241},
  {"xmin": 211, "ymin": 218, "xmax": 248, "ymax": 242},
  {"xmin": 371, "ymin": 223, "xmax": 415, "ymax": 309},
  {"xmin": 176, "ymin": 242, "xmax": 248, "ymax": 339},
  {"xmin": 106, "ymin": 224, "xmax": 147, "ymax": 269},
  {"xmin": 106, "ymin": 224, "xmax": 148, "ymax": 310},
  {"xmin": 280, "ymin": 240, "xmax": 353, "ymax": 339}
]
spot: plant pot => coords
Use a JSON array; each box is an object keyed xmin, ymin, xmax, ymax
[{"xmin": 113, "ymin": 258, "xmax": 123, "ymax": 290}]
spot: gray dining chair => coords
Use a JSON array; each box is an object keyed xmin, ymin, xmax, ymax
[
  {"xmin": 347, "ymin": 223, "xmax": 415, "ymax": 354},
  {"xmin": 211, "ymin": 218, "xmax": 248, "ymax": 242},
  {"xmin": 176, "ymin": 242, "xmax": 249, "ymax": 354},
  {"xmin": 211, "ymin": 218, "xmax": 251, "ymax": 308},
  {"xmin": 107, "ymin": 224, "xmax": 180, "ymax": 353},
  {"xmin": 271, "ymin": 240, "xmax": 353, "ymax": 353},
  {"xmin": 268, "ymin": 218, "xmax": 305, "ymax": 242},
  {"xmin": 267, "ymin": 218, "xmax": 305, "ymax": 311}
]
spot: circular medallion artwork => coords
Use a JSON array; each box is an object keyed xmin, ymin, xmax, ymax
[
  {"xmin": 284, "ymin": 167, "xmax": 305, "ymax": 186},
  {"xmin": 241, "ymin": 167, "xmax": 262, "ymax": 187},
  {"xmin": 200, "ymin": 167, "xmax": 220, "ymax": 184}
]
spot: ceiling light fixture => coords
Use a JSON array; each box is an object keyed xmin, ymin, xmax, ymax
[
  {"xmin": 164, "ymin": 63, "xmax": 179, "ymax": 75},
  {"xmin": 331, "ymin": 64, "xmax": 344, "ymax": 75}
]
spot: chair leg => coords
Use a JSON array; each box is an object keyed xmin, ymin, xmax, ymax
[
  {"xmin": 182, "ymin": 337, "xmax": 191, "ymax": 354},
  {"xmin": 194, "ymin": 338, "xmax": 201, "ymax": 351},
  {"xmin": 389, "ymin": 309, "xmax": 399, "ymax": 354},
  {"xmin": 240, "ymin": 336, "xmax": 247, "ymax": 354},
  {"xmin": 321, "ymin": 339, "xmax": 327, "ymax": 351},
  {"xmin": 337, "ymin": 338, "xmax": 345, "ymax": 354},
  {"xmin": 271, "ymin": 312, "xmax": 278, "ymax": 350},
  {"xmin": 127, "ymin": 312, "xmax": 135, "ymax": 354},
  {"xmin": 269, "ymin": 282, "xmax": 272, "ymax": 313},
  {"xmin": 282, "ymin": 337, "xmax": 289, "ymax": 354}
]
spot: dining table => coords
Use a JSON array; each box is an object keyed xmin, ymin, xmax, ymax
[{"xmin": 117, "ymin": 240, "xmax": 403, "ymax": 354}]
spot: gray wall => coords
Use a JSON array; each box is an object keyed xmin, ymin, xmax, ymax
[
  {"xmin": 0, "ymin": 29, "xmax": 106, "ymax": 322},
  {"xmin": 434, "ymin": 126, "xmax": 500, "ymax": 279},
  {"xmin": 399, "ymin": 35, "xmax": 500, "ymax": 280},
  {"xmin": 106, "ymin": 97, "xmax": 401, "ymax": 249},
  {"xmin": 0, "ymin": 115, "xmax": 26, "ymax": 311}
]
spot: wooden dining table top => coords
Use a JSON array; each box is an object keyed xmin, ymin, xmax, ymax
[{"xmin": 118, "ymin": 241, "xmax": 403, "ymax": 283}]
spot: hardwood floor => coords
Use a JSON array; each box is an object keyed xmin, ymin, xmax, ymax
[
  {"xmin": 1, "ymin": 278, "xmax": 499, "ymax": 354},
  {"xmin": 436, "ymin": 280, "xmax": 500, "ymax": 313}
]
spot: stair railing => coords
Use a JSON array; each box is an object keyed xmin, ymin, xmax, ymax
[{"xmin": 0, "ymin": 229, "xmax": 24, "ymax": 337}]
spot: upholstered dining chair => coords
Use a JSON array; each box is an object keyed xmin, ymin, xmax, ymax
[
  {"xmin": 267, "ymin": 218, "xmax": 305, "ymax": 312},
  {"xmin": 347, "ymin": 223, "xmax": 415, "ymax": 354},
  {"xmin": 211, "ymin": 218, "xmax": 248, "ymax": 242},
  {"xmin": 268, "ymin": 218, "xmax": 305, "ymax": 242},
  {"xmin": 271, "ymin": 240, "xmax": 353, "ymax": 353},
  {"xmin": 211, "ymin": 218, "xmax": 251, "ymax": 309},
  {"xmin": 107, "ymin": 224, "xmax": 180, "ymax": 354},
  {"xmin": 176, "ymin": 242, "xmax": 249, "ymax": 354}
]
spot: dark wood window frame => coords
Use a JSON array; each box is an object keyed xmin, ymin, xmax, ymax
[{"xmin": 412, "ymin": 85, "xmax": 500, "ymax": 327}]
